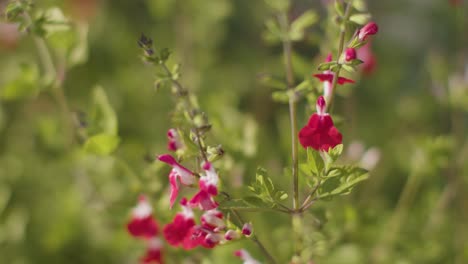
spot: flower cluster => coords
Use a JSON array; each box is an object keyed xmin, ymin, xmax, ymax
[
  {"xmin": 127, "ymin": 196, "xmax": 164, "ymax": 263},
  {"xmin": 158, "ymin": 154, "xmax": 253, "ymax": 250},
  {"xmin": 304, "ymin": 22, "xmax": 379, "ymax": 152},
  {"xmin": 127, "ymin": 141, "xmax": 256, "ymax": 262}
]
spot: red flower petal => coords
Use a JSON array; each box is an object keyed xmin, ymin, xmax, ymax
[
  {"xmin": 313, "ymin": 74, "xmax": 355, "ymax": 85},
  {"xmin": 337, "ymin": 77, "xmax": 355, "ymax": 84},
  {"xmin": 127, "ymin": 216, "xmax": 159, "ymax": 238},
  {"xmin": 163, "ymin": 214, "xmax": 195, "ymax": 247},
  {"xmin": 313, "ymin": 73, "xmax": 333, "ymax": 83},
  {"xmin": 188, "ymin": 190, "xmax": 218, "ymax": 211},
  {"xmin": 299, "ymin": 114, "xmax": 342, "ymax": 151}
]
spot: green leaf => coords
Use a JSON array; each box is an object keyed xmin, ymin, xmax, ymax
[
  {"xmin": 1, "ymin": 63, "xmax": 39, "ymax": 100},
  {"xmin": 272, "ymin": 91, "xmax": 290, "ymax": 103},
  {"xmin": 244, "ymin": 196, "xmax": 271, "ymax": 208},
  {"xmin": 342, "ymin": 64, "xmax": 356, "ymax": 73},
  {"xmin": 317, "ymin": 61, "xmax": 337, "ymax": 71},
  {"xmin": 348, "ymin": 59, "xmax": 364, "ymax": 66},
  {"xmin": 248, "ymin": 167, "xmax": 289, "ymax": 206},
  {"xmin": 290, "ymin": 10, "xmax": 318, "ymax": 41},
  {"xmin": 306, "ymin": 147, "xmax": 324, "ymax": 175},
  {"xmin": 159, "ymin": 48, "xmax": 172, "ymax": 62},
  {"xmin": 349, "ymin": 13, "xmax": 371, "ymax": 25},
  {"xmin": 264, "ymin": 18, "xmax": 283, "ymax": 43},
  {"xmin": 294, "ymin": 80, "xmax": 312, "ymax": 93},
  {"xmin": 318, "ymin": 166, "xmax": 369, "ymax": 199},
  {"xmin": 87, "ymin": 86, "xmax": 118, "ymax": 136},
  {"xmin": 83, "ymin": 133, "xmax": 120, "ymax": 155},
  {"xmin": 259, "ymin": 74, "xmax": 287, "ymax": 90},
  {"xmin": 5, "ymin": 1, "xmax": 27, "ymax": 22},
  {"xmin": 334, "ymin": 1, "xmax": 345, "ymax": 17}
]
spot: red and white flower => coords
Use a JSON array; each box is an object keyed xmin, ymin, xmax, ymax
[
  {"xmin": 234, "ymin": 249, "xmax": 261, "ymax": 264},
  {"xmin": 163, "ymin": 198, "xmax": 196, "ymax": 247},
  {"xmin": 189, "ymin": 162, "xmax": 219, "ymax": 210},
  {"xmin": 225, "ymin": 229, "xmax": 241, "ymax": 241},
  {"xmin": 158, "ymin": 154, "xmax": 196, "ymax": 208},
  {"xmin": 127, "ymin": 195, "xmax": 159, "ymax": 239},
  {"xmin": 167, "ymin": 128, "xmax": 183, "ymax": 151},
  {"xmin": 241, "ymin": 223, "xmax": 253, "ymax": 237},
  {"xmin": 298, "ymin": 96, "xmax": 342, "ymax": 151}
]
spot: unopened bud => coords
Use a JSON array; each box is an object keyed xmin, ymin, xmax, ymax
[
  {"xmin": 242, "ymin": 223, "xmax": 253, "ymax": 236},
  {"xmin": 358, "ymin": 22, "xmax": 378, "ymax": 41},
  {"xmin": 345, "ymin": 48, "xmax": 357, "ymax": 61}
]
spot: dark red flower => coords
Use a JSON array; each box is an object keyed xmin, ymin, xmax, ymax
[
  {"xmin": 127, "ymin": 196, "xmax": 159, "ymax": 239},
  {"xmin": 140, "ymin": 238, "xmax": 164, "ymax": 264},
  {"xmin": 298, "ymin": 96, "xmax": 342, "ymax": 151},
  {"xmin": 313, "ymin": 73, "xmax": 355, "ymax": 85}
]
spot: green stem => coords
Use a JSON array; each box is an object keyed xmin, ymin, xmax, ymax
[
  {"xmin": 231, "ymin": 209, "xmax": 278, "ymax": 264},
  {"xmin": 278, "ymin": 10, "xmax": 304, "ymax": 261},
  {"xmin": 326, "ymin": 0, "xmax": 354, "ymax": 112}
]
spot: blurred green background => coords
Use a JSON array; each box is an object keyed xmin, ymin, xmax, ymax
[{"xmin": 0, "ymin": 0, "xmax": 467, "ymax": 263}]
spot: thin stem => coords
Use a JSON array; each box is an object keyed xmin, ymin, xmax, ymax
[
  {"xmin": 23, "ymin": 12, "xmax": 74, "ymax": 145},
  {"xmin": 278, "ymin": 10, "xmax": 304, "ymax": 262},
  {"xmin": 231, "ymin": 209, "xmax": 278, "ymax": 264},
  {"xmin": 326, "ymin": 0, "xmax": 354, "ymax": 112},
  {"xmin": 279, "ymin": 12, "xmax": 299, "ymax": 211},
  {"xmin": 160, "ymin": 62, "xmax": 209, "ymax": 162},
  {"xmin": 299, "ymin": 180, "xmax": 322, "ymax": 211}
]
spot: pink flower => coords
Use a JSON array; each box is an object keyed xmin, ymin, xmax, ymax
[
  {"xmin": 357, "ymin": 41, "xmax": 376, "ymax": 74},
  {"xmin": 345, "ymin": 48, "xmax": 357, "ymax": 61},
  {"xmin": 167, "ymin": 128, "xmax": 183, "ymax": 151},
  {"xmin": 357, "ymin": 22, "xmax": 378, "ymax": 41},
  {"xmin": 163, "ymin": 198, "xmax": 196, "ymax": 247},
  {"xmin": 140, "ymin": 238, "xmax": 164, "ymax": 264},
  {"xmin": 241, "ymin": 223, "xmax": 253, "ymax": 236},
  {"xmin": 298, "ymin": 96, "xmax": 342, "ymax": 151},
  {"xmin": 158, "ymin": 154, "xmax": 196, "ymax": 208},
  {"xmin": 234, "ymin": 249, "xmax": 261, "ymax": 264},
  {"xmin": 188, "ymin": 162, "xmax": 219, "ymax": 210},
  {"xmin": 127, "ymin": 195, "xmax": 159, "ymax": 239}
]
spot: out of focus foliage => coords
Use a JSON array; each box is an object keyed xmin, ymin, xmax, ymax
[{"xmin": 0, "ymin": 0, "xmax": 467, "ymax": 263}]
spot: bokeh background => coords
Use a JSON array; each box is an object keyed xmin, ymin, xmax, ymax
[{"xmin": 0, "ymin": 0, "xmax": 467, "ymax": 263}]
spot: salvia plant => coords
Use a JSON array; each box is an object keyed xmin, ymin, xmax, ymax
[{"xmin": 2, "ymin": 0, "xmax": 467, "ymax": 263}]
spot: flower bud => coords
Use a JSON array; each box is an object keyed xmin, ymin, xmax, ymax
[
  {"xmin": 345, "ymin": 48, "xmax": 357, "ymax": 62},
  {"xmin": 316, "ymin": 96, "xmax": 326, "ymax": 115},
  {"xmin": 241, "ymin": 223, "xmax": 253, "ymax": 236},
  {"xmin": 224, "ymin": 230, "xmax": 240, "ymax": 241},
  {"xmin": 358, "ymin": 22, "xmax": 378, "ymax": 41}
]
